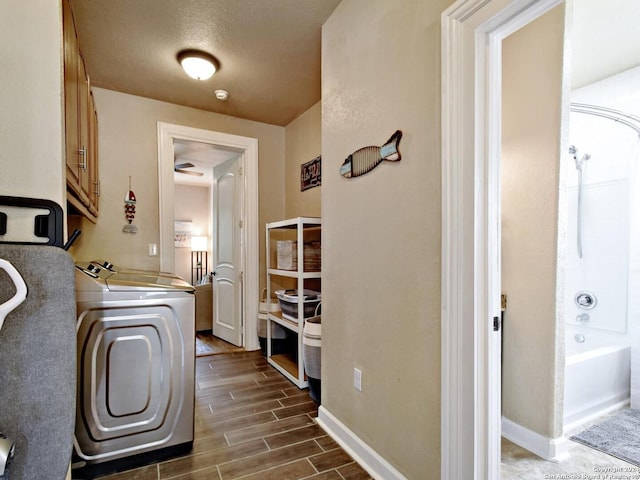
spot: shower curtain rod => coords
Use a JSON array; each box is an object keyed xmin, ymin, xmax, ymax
[{"xmin": 570, "ymin": 102, "xmax": 640, "ymax": 137}]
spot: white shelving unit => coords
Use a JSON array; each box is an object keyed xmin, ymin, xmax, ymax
[{"xmin": 266, "ymin": 217, "xmax": 321, "ymax": 388}]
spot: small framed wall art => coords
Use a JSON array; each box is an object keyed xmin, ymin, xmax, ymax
[
  {"xmin": 174, "ymin": 220, "xmax": 192, "ymax": 248},
  {"xmin": 300, "ymin": 156, "xmax": 321, "ymax": 191}
]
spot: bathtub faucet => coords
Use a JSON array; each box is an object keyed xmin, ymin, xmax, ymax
[{"xmin": 576, "ymin": 313, "xmax": 590, "ymax": 323}]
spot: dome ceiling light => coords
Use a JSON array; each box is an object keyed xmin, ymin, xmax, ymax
[{"xmin": 177, "ymin": 50, "xmax": 218, "ymax": 81}]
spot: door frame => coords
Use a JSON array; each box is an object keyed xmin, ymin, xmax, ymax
[
  {"xmin": 440, "ymin": 0, "xmax": 563, "ymax": 478},
  {"xmin": 157, "ymin": 122, "xmax": 260, "ymax": 351}
]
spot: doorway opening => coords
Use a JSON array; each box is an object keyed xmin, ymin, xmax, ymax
[
  {"xmin": 441, "ymin": 0, "xmax": 563, "ymax": 478},
  {"xmin": 157, "ymin": 122, "xmax": 260, "ymax": 352},
  {"xmin": 442, "ymin": 0, "xmax": 640, "ymax": 478}
]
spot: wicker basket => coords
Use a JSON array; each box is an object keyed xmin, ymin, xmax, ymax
[
  {"xmin": 259, "ymin": 288, "xmax": 281, "ymax": 314},
  {"xmin": 258, "ymin": 289, "xmax": 286, "ymax": 355}
]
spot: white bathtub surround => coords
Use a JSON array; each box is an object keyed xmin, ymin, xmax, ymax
[
  {"xmin": 563, "ymin": 327, "xmax": 630, "ymax": 431},
  {"xmin": 563, "ymin": 180, "xmax": 629, "ymax": 334},
  {"xmin": 630, "ymin": 149, "xmax": 640, "ymax": 409},
  {"xmin": 563, "ymin": 63, "xmax": 640, "ymax": 427}
]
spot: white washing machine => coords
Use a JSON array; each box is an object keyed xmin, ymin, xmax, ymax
[{"xmin": 73, "ymin": 260, "xmax": 195, "ymax": 478}]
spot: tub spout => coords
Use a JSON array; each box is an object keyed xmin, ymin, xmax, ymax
[{"xmin": 576, "ymin": 313, "xmax": 590, "ymax": 323}]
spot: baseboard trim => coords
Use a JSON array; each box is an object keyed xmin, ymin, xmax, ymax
[
  {"xmin": 501, "ymin": 416, "xmax": 571, "ymax": 462},
  {"xmin": 316, "ymin": 406, "xmax": 408, "ymax": 480}
]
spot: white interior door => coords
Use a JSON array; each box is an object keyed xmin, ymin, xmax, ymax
[{"xmin": 212, "ymin": 156, "xmax": 243, "ymax": 346}]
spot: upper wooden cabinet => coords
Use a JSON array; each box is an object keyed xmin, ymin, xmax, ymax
[{"xmin": 63, "ymin": 0, "xmax": 99, "ymax": 221}]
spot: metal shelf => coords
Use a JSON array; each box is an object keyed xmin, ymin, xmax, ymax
[
  {"xmin": 268, "ymin": 353, "xmax": 308, "ymax": 388},
  {"xmin": 267, "ymin": 268, "xmax": 321, "ymax": 279},
  {"xmin": 266, "ymin": 217, "xmax": 321, "ymax": 389},
  {"xmin": 266, "ymin": 217, "xmax": 321, "ymax": 230},
  {"xmin": 267, "ymin": 312, "xmax": 299, "ymax": 332}
]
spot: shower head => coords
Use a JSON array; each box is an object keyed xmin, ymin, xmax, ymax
[
  {"xmin": 571, "ymin": 145, "xmax": 591, "ymax": 170},
  {"xmin": 576, "ymin": 152, "xmax": 591, "ymax": 170}
]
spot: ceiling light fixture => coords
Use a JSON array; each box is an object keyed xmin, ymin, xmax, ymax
[
  {"xmin": 177, "ymin": 50, "xmax": 218, "ymax": 81},
  {"xmin": 214, "ymin": 89, "xmax": 229, "ymax": 101}
]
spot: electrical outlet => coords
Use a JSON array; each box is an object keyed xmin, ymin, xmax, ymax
[{"xmin": 353, "ymin": 367, "xmax": 362, "ymax": 391}]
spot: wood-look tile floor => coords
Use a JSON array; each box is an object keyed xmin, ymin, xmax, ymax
[
  {"xmin": 97, "ymin": 351, "xmax": 372, "ymax": 480},
  {"xmin": 195, "ymin": 331, "xmax": 245, "ymax": 356}
]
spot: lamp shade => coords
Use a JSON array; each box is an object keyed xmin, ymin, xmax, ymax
[
  {"xmin": 191, "ymin": 235, "xmax": 208, "ymax": 252},
  {"xmin": 177, "ymin": 50, "xmax": 217, "ymax": 80}
]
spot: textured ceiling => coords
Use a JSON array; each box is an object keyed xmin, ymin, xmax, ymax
[{"xmin": 70, "ymin": 0, "xmax": 341, "ymax": 126}]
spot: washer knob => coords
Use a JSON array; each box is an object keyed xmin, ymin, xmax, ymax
[{"xmin": 86, "ymin": 263, "xmax": 100, "ymax": 274}]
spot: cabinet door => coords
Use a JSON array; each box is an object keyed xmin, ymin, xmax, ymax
[
  {"xmin": 88, "ymin": 91, "xmax": 99, "ymax": 214},
  {"xmin": 63, "ymin": 0, "xmax": 80, "ymax": 185},
  {"xmin": 78, "ymin": 53, "xmax": 90, "ymax": 198}
]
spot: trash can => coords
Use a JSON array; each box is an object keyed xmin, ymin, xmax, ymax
[
  {"xmin": 258, "ymin": 290, "xmax": 287, "ymax": 356},
  {"xmin": 303, "ymin": 314, "xmax": 321, "ymax": 403}
]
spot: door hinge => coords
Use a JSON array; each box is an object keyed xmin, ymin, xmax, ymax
[
  {"xmin": 501, "ymin": 294, "xmax": 507, "ymax": 311},
  {"xmin": 239, "ymin": 271, "xmax": 243, "ymax": 282},
  {"xmin": 493, "ymin": 316, "xmax": 501, "ymax": 332},
  {"xmin": 238, "ymin": 166, "xmax": 243, "ymax": 176},
  {"xmin": 239, "ymin": 219, "xmax": 243, "ymax": 229}
]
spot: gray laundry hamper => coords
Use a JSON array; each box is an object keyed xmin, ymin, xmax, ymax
[
  {"xmin": 258, "ymin": 289, "xmax": 287, "ymax": 356},
  {"xmin": 303, "ymin": 304, "xmax": 321, "ymax": 403}
]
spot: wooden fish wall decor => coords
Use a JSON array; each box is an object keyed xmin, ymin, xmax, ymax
[{"xmin": 339, "ymin": 130, "xmax": 402, "ymax": 178}]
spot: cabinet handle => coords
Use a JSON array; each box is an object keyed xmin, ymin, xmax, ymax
[
  {"xmin": 94, "ymin": 180, "xmax": 100, "ymax": 197},
  {"xmin": 78, "ymin": 146, "xmax": 87, "ymax": 170}
]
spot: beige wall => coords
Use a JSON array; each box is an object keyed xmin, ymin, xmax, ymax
[
  {"xmin": 284, "ymin": 101, "xmax": 322, "ymax": 218},
  {"xmin": 321, "ymin": 1, "xmax": 449, "ymax": 477},
  {"xmin": 501, "ymin": 5, "xmax": 566, "ymax": 439},
  {"xmin": 68, "ymin": 88, "xmax": 285, "ymax": 287},
  {"xmin": 0, "ymin": 1, "xmax": 65, "ymax": 212},
  {"xmin": 174, "ymin": 184, "xmax": 211, "ymax": 283}
]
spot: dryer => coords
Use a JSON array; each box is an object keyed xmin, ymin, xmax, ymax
[{"xmin": 73, "ymin": 261, "xmax": 195, "ymax": 477}]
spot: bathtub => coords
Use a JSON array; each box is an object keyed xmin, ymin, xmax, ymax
[{"xmin": 563, "ymin": 325, "xmax": 630, "ymax": 432}]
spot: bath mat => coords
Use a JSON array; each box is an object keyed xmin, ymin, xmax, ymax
[
  {"xmin": 570, "ymin": 409, "xmax": 640, "ymax": 467},
  {"xmin": 195, "ymin": 335, "xmax": 217, "ymax": 356}
]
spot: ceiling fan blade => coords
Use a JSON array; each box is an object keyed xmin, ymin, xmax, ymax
[
  {"xmin": 175, "ymin": 168, "xmax": 204, "ymax": 177},
  {"xmin": 174, "ymin": 162, "xmax": 195, "ymax": 169}
]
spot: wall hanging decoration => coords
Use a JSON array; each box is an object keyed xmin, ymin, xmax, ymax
[
  {"xmin": 339, "ymin": 130, "xmax": 403, "ymax": 178},
  {"xmin": 300, "ymin": 156, "xmax": 321, "ymax": 191},
  {"xmin": 174, "ymin": 220, "xmax": 192, "ymax": 248},
  {"xmin": 122, "ymin": 176, "xmax": 138, "ymax": 233}
]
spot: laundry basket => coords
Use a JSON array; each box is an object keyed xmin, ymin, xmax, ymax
[
  {"xmin": 303, "ymin": 304, "xmax": 321, "ymax": 403},
  {"xmin": 258, "ymin": 289, "xmax": 287, "ymax": 356},
  {"xmin": 275, "ymin": 289, "xmax": 321, "ymax": 322}
]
